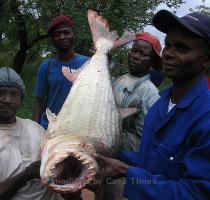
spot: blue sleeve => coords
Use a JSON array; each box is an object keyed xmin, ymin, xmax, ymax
[
  {"xmin": 33, "ymin": 60, "xmax": 50, "ymax": 98},
  {"xmin": 123, "ymin": 124, "xmax": 210, "ymax": 200}
]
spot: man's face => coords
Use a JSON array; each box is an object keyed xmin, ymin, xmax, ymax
[
  {"xmin": 162, "ymin": 28, "xmax": 209, "ymax": 81},
  {"xmin": 128, "ymin": 40, "xmax": 154, "ymax": 77},
  {"xmin": 51, "ymin": 24, "xmax": 74, "ymax": 52},
  {"xmin": 0, "ymin": 87, "xmax": 21, "ymax": 124}
]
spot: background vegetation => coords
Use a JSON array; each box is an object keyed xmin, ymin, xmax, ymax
[{"xmin": 0, "ymin": 0, "xmax": 209, "ymax": 119}]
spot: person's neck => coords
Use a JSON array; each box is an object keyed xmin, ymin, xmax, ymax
[
  {"xmin": 56, "ymin": 50, "xmax": 76, "ymax": 61},
  {"xmin": 129, "ymin": 72, "xmax": 148, "ymax": 78},
  {"xmin": 170, "ymin": 73, "xmax": 204, "ymax": 103}
]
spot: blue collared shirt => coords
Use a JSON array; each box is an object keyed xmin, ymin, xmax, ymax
[
  {"xmin": 120, "ymin": 77, "xmax": 210, "ymax": 199},
  {"xmin": 33, "ymin": 55, "xmax": 89, "ymax": 129}
]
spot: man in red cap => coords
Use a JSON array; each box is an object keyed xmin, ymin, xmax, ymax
[
  {"xmin": 136, "ymin": 32, "xmax": 164, "ymax": 87},
  {"xmin": 95, "ymin": 32, "xmax": 161, "ymax": 200},
  {"xmin": 113, "ymin": 31, "xmax": 161, "ymax": 152},
  {"xmin": 32, "ymin": 15, "xmax": 89, "ymax": 130}
]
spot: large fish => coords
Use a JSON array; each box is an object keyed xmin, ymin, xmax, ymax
[{"xmin": 40, "ymin": 9, "xmax": 136, "ymax": 193}]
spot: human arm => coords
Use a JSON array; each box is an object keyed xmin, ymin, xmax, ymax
[
  {"xmin": 96, "ymin": 154, "xmax": 129, "ymax": 180},
  {"xmin": 121, "ymin": 83, "xmax": 160, "ymax": 151},
  {"xmin": 32, "ymin": 97, "xmax": 45, "ymax": 123},
  {"xmin": 32, "ymin": 60, "xmax": 50, "ymax": 123},
  {"xmin": 93, "ymin": 125, "xmax": 210, "ymax": 200},
  {"xmin": 0, "ymin": 160, "xmax": 41, "ymax": 200}
]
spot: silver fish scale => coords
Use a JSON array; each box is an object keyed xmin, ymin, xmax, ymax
[{"xmin": 53, "ymin": 43, "xmax": 121, "ymax": 156}]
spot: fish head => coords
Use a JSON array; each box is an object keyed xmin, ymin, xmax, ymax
[{"xmin": 40, "ymin": 135, "xmax": 100, "ymax": 193}]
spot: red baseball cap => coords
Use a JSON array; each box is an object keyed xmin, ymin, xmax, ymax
[
  {"xmin": 135, "ymin": 32, "xmax": 162, "ymax": 57},
  {"xmin": 48, "ymin": 15, "xmax": 73, "ymax": 34}
]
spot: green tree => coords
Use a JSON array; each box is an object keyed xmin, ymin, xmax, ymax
[
  {"xmin": 0, "ymin": 0, "xmax": 185, "ymax": 73},
  {"xmin": 190, "ymin": 0, "xmax": 210, "ymax": 15}
]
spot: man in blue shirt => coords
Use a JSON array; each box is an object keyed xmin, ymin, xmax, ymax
[
  {"xmin": 92, "ymin": 10, "xmax": 210, "ymax": 199},
  {"xmin": 33, "ymin": 15, "xmax": 89, "ymax": 129}
]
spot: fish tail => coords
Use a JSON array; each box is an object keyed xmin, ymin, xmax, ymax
[{"xmin": 87, "ymin": 9, "xmax": 136, "ymax": 51}]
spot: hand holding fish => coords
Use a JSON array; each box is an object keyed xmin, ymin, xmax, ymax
[
  {"xmin": 25, "ymin": 160, "xmax": 41, "ymax": 179},
  {"xmin": 85, "ymin": 154, "xmax": 129, "ymax": 192},
  {"xmin": 95, "ymin": 154, "xmax": 129, "ymax": 181}
]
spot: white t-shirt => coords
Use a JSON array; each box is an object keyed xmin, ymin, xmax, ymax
[
  {"xmin": 0, "ymin": 117, "xmax": 63, "ymax": 200},
  {"xmin": 168, "ymin": 99, "xmax": 176, "ymax": 113}
]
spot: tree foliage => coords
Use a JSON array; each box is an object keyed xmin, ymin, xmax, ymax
[
  {"xmin": 0, "ymin": 0, "xmax": 185, "ymax": 73},
  {"xmin": 190, "ymin": 0, "xmax": 210, "ymax": 15}
]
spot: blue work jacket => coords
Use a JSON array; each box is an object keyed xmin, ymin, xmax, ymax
[{"xmin": 120, "ymin": 77, "xmax": 210, "ymax": 200}]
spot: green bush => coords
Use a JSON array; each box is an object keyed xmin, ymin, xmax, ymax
[{"xmin": 17, "ymin": 65, "xmax": 37, "ymax": 119}]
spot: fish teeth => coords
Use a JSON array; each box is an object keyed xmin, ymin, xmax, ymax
[
  {"xmin": 82, "ymin": 160, "xmax": 89, "ymax": 165},
  {"xmin": 56, "ymin": 158, "xmax": 63, "ymax": 163},
  {"xmin": 88, "ymin": 166, "xmax": 95, "ymax": 170},
  {"xmin": 84, "ymin": 179, "xmax": 91, "ymax": 185},
  {"xmin": 90, "ymin": 172, "xmax": 96, "ymax": 177},
  {"xmin": 74, "ymin": 153, "xmax": 81, "ymax": 159},
  {"xmin": 51, "ymin": 163, "xmax": 55, "ymax": 168},
  {"xmin": 48, "ymin": 173, "xmax": 54, "ymax": 178},
  {"xmin": 78, "ymin": 156, "xmax": 86, "ymax": 162}
]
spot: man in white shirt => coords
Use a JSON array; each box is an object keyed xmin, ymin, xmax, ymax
[{"xmin": 0, "ymin": 67, "xmax": 81, "ymax": 200}]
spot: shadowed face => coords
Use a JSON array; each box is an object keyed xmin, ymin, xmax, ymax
[
  {"xmin": 51, "ymin": 24, "xmax": 74, "ymax": 52},
  {"xmin": 128, "ymin": 40, "xmax": 155, "ymax": 77},
  {"xmin": 0, "ymin": 87, "xmax": 21, "ymax": 124},
  {"xmin": 162, "ymin": 27, "xmax": 210, "ymax": 81}
]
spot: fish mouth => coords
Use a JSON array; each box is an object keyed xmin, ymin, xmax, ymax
[{"xmin": 40, "ymin": 136, "xmax": 99, "ymax": 193}]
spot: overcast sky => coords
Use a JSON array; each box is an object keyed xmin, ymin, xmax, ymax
[{"xmin": 144, "ymin": 0, "xmax": 210, "ymax": 46}]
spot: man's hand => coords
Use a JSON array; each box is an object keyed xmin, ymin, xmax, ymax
[
  {"xmin": 25, "ymin": 160, "xmax": 41, "ymax": 179},
  {"xmin": 86, "ymin": 154, "xmax": 129, "ymax": 192},
  {"xmin": 0, "ymin": 160, "xmax": 41, "ymax": 199},
  {"xmin": 95, "ymin": 154, "xmax": 129, "ymax": 180}
]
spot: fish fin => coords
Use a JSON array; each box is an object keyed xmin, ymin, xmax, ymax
[
  {"xmin": 119, "ymin": 107, "xmax": 139, "ymax": 120},
  {"xmin": 62, "ymin": 66, "xmax": 80, "ymax": 83},
  {"xmin": 113, "ymin": 30, "xmax": 136, "ymax": 49},
  {"xmin": 87, "ymin": 9, "xmax": 135, "ymax": 50},
  {"xmin": 46, "ymin": 108, "xmax": 59, "ymax": 138},
  {"xmin": 62, "ymin": 61, "xmax": 90, "ymax": 83},
  {"xmin": 88, "ymin": 9, "xmax": 112, "ymax": 45},
  {"xmin": 46, "ymin": 108, "xmax": 57, "ymax": 124}
]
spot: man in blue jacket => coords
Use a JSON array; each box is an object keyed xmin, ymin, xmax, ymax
[{"xmin": 93, "ymin": 10, "xmax": 210, "ymax": 199}]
